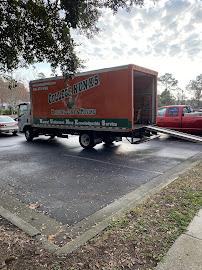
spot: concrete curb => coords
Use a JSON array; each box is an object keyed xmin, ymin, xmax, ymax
[
  {"xmin": 0, "ymin": 206, "xmax": 59, "ymax": 252},
  {"xmin": 0, "ymin": 206, "xmax": 40, "ymax": 237},
  {"xmin": 0, "ymin": 192, "xmax": 64, "ymax": 237},
  {"xmin": 0, "ymin": 152, "xmax": 201, "ymax": 255}
]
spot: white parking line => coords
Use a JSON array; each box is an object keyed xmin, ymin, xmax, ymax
[
  {"xmin": 63, "ymin": 154, "xmax": 163, "ymax": 175},
  {"xmin": 0, "ymin": 144, "xmax": 18, "ymax": 148}
]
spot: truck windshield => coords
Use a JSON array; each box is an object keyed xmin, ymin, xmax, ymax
[{"xmin": 18, "ymin": 104, "xmax": 28, "ymax": 116}]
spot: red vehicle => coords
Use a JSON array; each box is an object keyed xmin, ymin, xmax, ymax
[{"xmin": 157, "ymin": 105, "xmax": 202, "ymax": 135}]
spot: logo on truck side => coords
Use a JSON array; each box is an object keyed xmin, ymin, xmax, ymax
[{"xmin": 48, "ymin": 74, "xmax": 100, "ymax": 107}]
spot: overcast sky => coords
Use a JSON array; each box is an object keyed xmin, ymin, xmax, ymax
[{"xmin": 16, "ymin": 0, "xmax": 202, "ymax": 91}]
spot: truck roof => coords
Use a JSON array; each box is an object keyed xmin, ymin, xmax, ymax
[
  {"xmin": 30, "ymin": 64, "xmax": 158, "ymax": 84},
  {"xmin": 159, "ymin": 105, "xmax": 188, "ymax": 108}
]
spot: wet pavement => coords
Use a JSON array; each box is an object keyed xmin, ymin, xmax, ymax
[{"xmin": 0, "ymin": 133, "xmax": 201, "ymax": 225}]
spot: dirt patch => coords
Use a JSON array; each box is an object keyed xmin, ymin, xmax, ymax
[{"xmin": 0, "ymin": 162, "xmax": 202, "ymax": 270}]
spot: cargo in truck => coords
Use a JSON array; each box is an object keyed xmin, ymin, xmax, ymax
[{"xmin": 18, "ymin": 64, "xmax": 158, "ymax": 148}]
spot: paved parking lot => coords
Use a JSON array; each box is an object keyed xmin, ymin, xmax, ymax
[{"xmin": 0, "ymin": 133, "xmax": 202, "ymax": 226}]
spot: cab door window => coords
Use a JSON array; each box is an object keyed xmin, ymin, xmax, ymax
[
  {"xmin": 167, "ymin": 107, "xmax": 179, "ymax": 117},
  {"xmin": 157, "ymin": 107, "xmax": 167, "ymax": 117},
  {"xmin": 183, "ymin": 106, "xmax": 193, "ymax": 115}
]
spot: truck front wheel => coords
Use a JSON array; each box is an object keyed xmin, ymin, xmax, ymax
[
  {"xmin": 79, "ymin": 133, "xmax": 95, "ymax": 149},
  {"xmin": 25, "ymin": 127, "xmax": 34, "ymax": 142}
]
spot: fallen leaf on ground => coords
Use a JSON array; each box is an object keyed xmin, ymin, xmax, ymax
[
  {"xmin": 4, "ymin": 256, "xmax": 16, "ymax": 265},
  {"xmin": 28, "ymin": 203, "xmax": 40, "ymax": 209},
  {"xmin": 47, "ymin": 234, "xmax": 55, "ymax": 241}
]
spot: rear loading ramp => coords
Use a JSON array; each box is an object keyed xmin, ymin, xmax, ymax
[{"xmin": 145, "ymin": 125, "xmax": 202, "ymax": 144}]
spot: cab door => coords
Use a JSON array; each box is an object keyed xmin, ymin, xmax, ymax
[
  {"xmin": 156, "ymin": 107, "xmax": 167, "ymax": 127},
  {"xmin": 18, "ymin": 103, "xmax": 30, "ymax": 132},
  {"xmin": 182, "ymin": 106, "xmax": 202, "ymax": 134},
  {"xmin": 164, "ymin": 106, "xmax": 181, "ymax": 129}
]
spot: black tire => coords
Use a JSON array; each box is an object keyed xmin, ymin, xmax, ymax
[
  {"xmin": 49, "ymin": 135, "xmax": 55, "ymax": 139},
  {"xmin": 12, "ymin": 131, "xmax": 18, "ymax": 136},
  {"xmin": 25, "ymin": 127, "xmax": 34, "ymax": 142},
  {"xmin": 79, "ymin": 133, "xmax": 95, "ymax": 149}
]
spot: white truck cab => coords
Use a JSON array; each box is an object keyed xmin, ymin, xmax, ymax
[{"xmin": 17, "ymin": 102, "xmax": 31, "ymax": 132}]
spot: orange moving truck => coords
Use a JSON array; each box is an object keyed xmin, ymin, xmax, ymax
[{"xmin": 18, "ymin": 64, "xmax": 158, "ymax": 148}]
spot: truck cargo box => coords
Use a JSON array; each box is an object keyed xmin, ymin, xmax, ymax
[{"xmin": 30, "ymin": 64, "xmax": 158, "ymax": 133}]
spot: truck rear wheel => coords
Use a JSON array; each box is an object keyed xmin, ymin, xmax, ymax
[
  {"xmin": 79, "ymin": 133, "xmax": 95, "ymax": 149},
  {"xmin": 25, "ymin": 127, "xmax": 34, "ymax": 142}
]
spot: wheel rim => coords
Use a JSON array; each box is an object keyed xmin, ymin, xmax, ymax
[{"xmin": 81, "ymin": 134, "xmax": 90, "ymax": 147}]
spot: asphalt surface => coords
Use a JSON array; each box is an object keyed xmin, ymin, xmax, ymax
[{"xmin": 0, "ymin": 133, "xmax": 202, "ymax": 226}]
